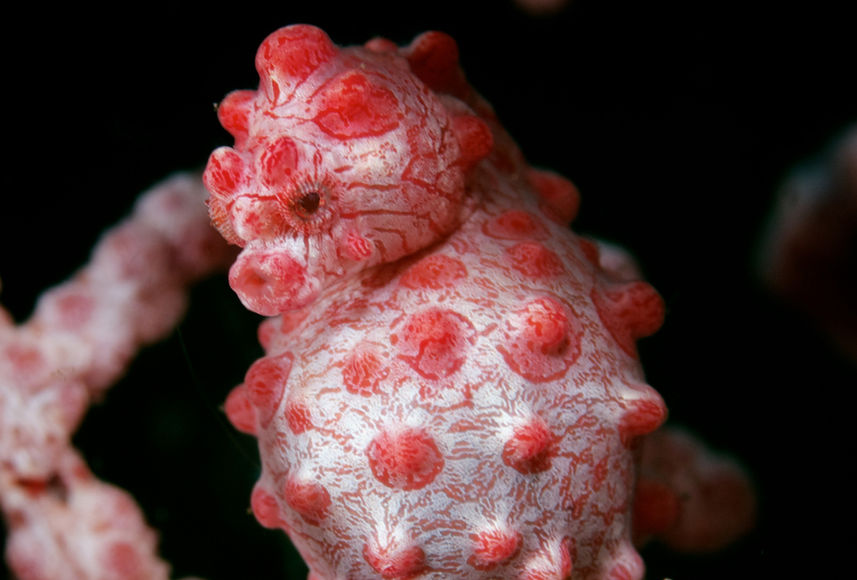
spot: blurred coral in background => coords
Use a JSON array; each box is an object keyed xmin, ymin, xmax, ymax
[{"xmin": 760, "ymin": 127, "xmax": 857, "ymax": 360}]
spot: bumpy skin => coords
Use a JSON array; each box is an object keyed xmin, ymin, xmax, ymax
[{"xmin": 205, "ymin": 26, "xmax": 751, "ymax": 579}]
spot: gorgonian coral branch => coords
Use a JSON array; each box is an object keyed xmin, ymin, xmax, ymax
[{"xmin": 0, "ymin": 174, "xmax": 232, "ymax": 579}]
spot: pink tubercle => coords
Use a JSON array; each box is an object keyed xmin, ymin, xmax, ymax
[
  {"xmin": 242, "ymin": 351, "xmax": 292, "ymax": 427},
  {"xmin": 284, "ymin": 477, "xmax": 331, "ymax": 525},
  {"xmin": 592, "ymin": 281, "xmax": 665, "ymax": 357},
  {"xmin": 255, "ymin": 25, "xmax": 338, "ymax": 103},
  {"xmin": 366, "ymin": 426, "xmax": 445, "ymax": 490},
  {"xmin": 502, "ymin": 418, "xmax": 556, "ymax": 474},
  {"xmin": 363, "ymin": 540, "xmax": 427, "ymax": 580},
  {"xmin": 497, "ymin": 295, "xmax": 581, "ymax": 383},
  {"xmin": 250, "ymin": 484, "xmax": 283, "ymax": 529},
  {"xmin": 223, "ymin": 384, "xmax": 256, "ymax": 435},
  {"xmin": 468, "ymin": 527, "xmax": 522, "ymax": 570},
  {"xmin": 393, "ymin": 308, "xmax": 476, "ymax": 380}
]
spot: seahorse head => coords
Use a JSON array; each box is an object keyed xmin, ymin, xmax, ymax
[{"xmin": 203, "ymin": 25, "xmax": 493, "ymax": 315}]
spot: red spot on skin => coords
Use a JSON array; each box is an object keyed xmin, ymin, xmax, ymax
[
  {"xmin": 482, "ymin": 210, "xmax": 549, "ymax": 240},
  {"xmin": 497, "ymin": 296, "xmax": 581, "ymax": 383},
  {"xmin": 203, "ymin": 147, "xmax": 244, "ymax": 198},
  {"xmin": 286, "ymin": 399, "xmax": 313, "ymax": 434},
  {"xmin": 250, "ymin": 485, "xmax": 282, "ymax": 529},
  {"xmin": 242, "ymin": 352, "xmax": 293, "ymax": 427},
  {"xmin": 256, "ymin": 25, "xmax": 338, "ymax": 102},
  {"xmin": 399, "ymin": 254, "xmax": 468, "ymax": 289},
  {"xmin": 592, "ymin": 281, "xmax": 665, "ymax": 357},
  {"xmin": 366, "ymin": 427, "xmax": 444, "ymax": 490},
  {"xmin": 103, "ymin": 542, "xmax": 142, "ymax": 578},
  {"xmin": 468, "ymin": 528, "xmax": 521, "ymax": 570},
  {"xmin": 284, "ymin": 478, "xmax": 331, "ymax": 525},
  {"xmin": 314, "ymin": 71, "xmax": 401, "ymax": 138},
  {"xmin": 363, "ymin": 540, "xmax": 427, "ymax": 579},
  {"xmin": 3, "ymin": 344, "xmax": 43, "ymax": 376},
  {"xmin": 51, "ymin": 290, "xmax": 95, "ymax": 329},
  {"xmin": 259, "ymin": 136, "xmax": 300, "ymax": 188},
  {"xmin": 394, "ymin": 308, "xmax": 476, "ymax": 379},
  {"xmin": 217, "ymin": 89, "xmax": 255, "ymax": 142},
  {"xmin": 503, "ymin": 418, "xmax": 556, "ymax": 474},
  {"xmin": 223, "ymin": 384, "xmax": 257, "ymax": 435},
  {"xmin": 343, "ymin": 347, "xmax": 388, "ymax": 396},
  {"xmin": 506, "ymin": 242, "xmax": 565, "ymax": 278},
  {"xmin": 523, "ymin": 299, "xmax": 570, "ymax": 355},
  {"xmin": 528, "ymin": 168, "xmax": 581, "ymax": 225}
]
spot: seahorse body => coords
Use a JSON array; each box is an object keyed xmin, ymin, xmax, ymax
[{"xmin": 202, "ymin": 25, "xmax": 720, "ymax": 579}]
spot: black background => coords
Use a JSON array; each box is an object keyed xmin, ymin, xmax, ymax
[{"xmin": 1, "ymin": 1, "xmax": 854, "ymax": 578}]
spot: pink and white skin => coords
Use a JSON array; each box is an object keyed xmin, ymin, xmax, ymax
[
  {"xmin": 205, "ymin": 25, "xmax": 755, "ymax": 579},
  {"xmin": 0, "ymin": 25, "xmax": 754, "ymax": 580}
]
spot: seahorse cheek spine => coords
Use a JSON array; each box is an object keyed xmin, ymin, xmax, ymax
[{"xmin": 204, "ymin": 25, "xmax": 741, "ymax": 579}]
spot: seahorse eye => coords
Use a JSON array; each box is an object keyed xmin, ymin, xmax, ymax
[
  {"xmin": 281, "ymin": 180, "xmax": 336, "ymax": 232},
  {"xmin": 296, "ymin": 191, "xmax": 321, "ymax": 217}
]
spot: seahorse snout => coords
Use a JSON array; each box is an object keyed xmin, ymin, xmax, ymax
[{"xmin": 229, "ymin": 249, "xmax": 319, "ymax": 315}]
